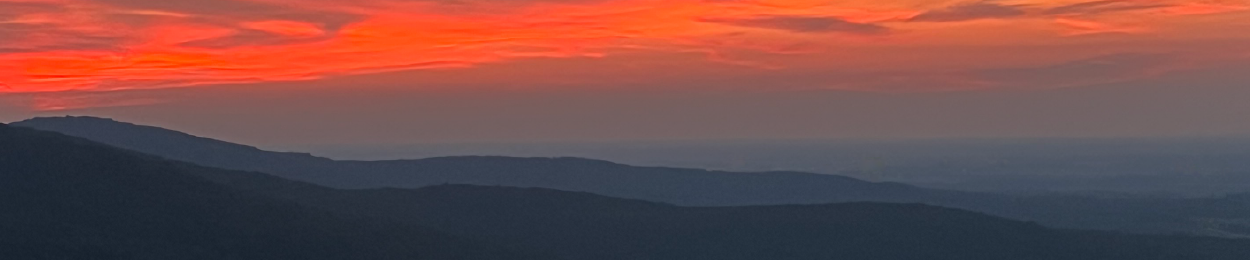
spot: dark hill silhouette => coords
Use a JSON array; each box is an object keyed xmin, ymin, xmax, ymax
[
  {"xmin": 0, "ymin": 123, "xmax": 539, "ymax": 260},
  {"xmin": 5, "ymin": 122, "xmax": 1250, "ymax": 259},
  {"xmin": 12, "ymin": 116, "xmax": 937, "ymax": 206},
  {"xmin": 280, "ymin": 185, "xmax": 1250, "ymax": 260},
  {"xmin": 14, "ymin": 116, "xmax": 1250, "ymax": 238}
]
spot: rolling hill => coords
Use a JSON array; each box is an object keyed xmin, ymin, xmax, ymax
[
  {"xmin": 8, "ymin": 121, "xmax": 1250, "ymax": 259},
  {"xmin": 14, "ymin": 116, "xmax": 1250, "ymax": 238},
  {"xmin": 0, "ymin": 122, "xmax": 540, "ymax": 260},
  {"xmin": 12, "ymin": 116, "xmax": 939, "ymax": 206}
]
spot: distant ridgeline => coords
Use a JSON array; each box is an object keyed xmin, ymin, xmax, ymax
[
  {"xmin": 12, "ymin": 116, "xmax": 1250, "ymax": 238},
  {"xmin": 5, "ymin": 121, "xmax": 1250, "ymax": 259}
]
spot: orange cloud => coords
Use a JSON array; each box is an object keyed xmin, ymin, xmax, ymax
[
  {"xmin": 698, "ymin": 15, "xmax": 889, "ymax": 34},
  {"xmin": 1163, "ymin": 3, "xmax": 1250, "ymax": 15},
  {"xmin": 240, "ymin": 21, "xmax": 327, "ymax": 37},
  {"xmin": 29, "ymin": 94, "xmax": 166, "ymax": 111},
  {"xmin": 0, "ymin": 0, "xmax": 916, "ymax": 93},
  {"xmin": 1054, "ymin": 17, "xmax": 1148, "ymax": 36},
  {"xmin": 908, "ymin": 1, "xmax": 1027, "ymax": 22},
  {"xmin": 1043, "ymin": 0, "xmax": 1172, "ymax": 16},
  {"xmin": 0, "ymin": 0, "xmax": 1246, "ymax": 99}
]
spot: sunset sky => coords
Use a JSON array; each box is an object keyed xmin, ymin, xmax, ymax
[{"xmin": 2, "ymin": 0, "xmax": 1250, "ymax": 144}]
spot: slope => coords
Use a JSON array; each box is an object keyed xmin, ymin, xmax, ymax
[
  {"xmin": 7, "ymin": 122, "xmax": 1250, "ymax": 259},
  {"xmin": 151, "ymin": 166, "xmax": 1250, "ymax": 260},
  {"xmin": 12, "ymin": 116, "xmax": 937, "ymax": 206},
  {"xmin": 15, "ymin": 116, "xmax": 1250, "ymax": 237},
  {"xmin": 0, "ymin": 123, "xmax": 541, "ymax": 260}
]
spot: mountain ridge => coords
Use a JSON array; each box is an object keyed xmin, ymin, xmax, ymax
[
  {"xmin": 0, "ymin": 120, "xmax": 542, "ymax": 260},
  {"xmin": 15, "ymin": 116, "xmax": 1250, "ymax": 238},
  {"xmin": 13, "ymin": 116, "xmax": 931, "ymax": 206},
  {"xmin": 7, "ymin": 120, "xmax": 1250, "ymax": 259}
]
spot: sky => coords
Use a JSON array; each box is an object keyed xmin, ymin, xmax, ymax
[{"xmin": 2, "ymin": 0, "xmax": 1250, "ymax": 145}]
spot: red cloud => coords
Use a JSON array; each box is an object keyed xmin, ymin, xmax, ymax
[
  {"xmin": 908, "ymin": 1, "xmax": 1027, "ymax": 22},
  {"xmin": 1163, "ymin": 3, "xmax": 1250, "ymax": 15},
  {"xmin": 242, "ymin": 21, "xmax": 327, "ymax": 37},
  {"xmin": 1044, "ymin": 0, "xmax": 1171, "ymax": 16},
  {"xmin": 699, "ymin": 15, "xmax": 889, "ymax": 34},
  {"xmin": 0, "ymin": 0, "xmax": 1246, "ymax": 99},
  {"xmin": 0, "ymin": 0, "xmax": 926, "ymax": 94},
  {"xmin": 29, "ymin": 94, "xmax": 167, "ymax": 111},
  {"xmin": 1053, "ymin": 18, "xmax": 1147, "ymax": 36}
]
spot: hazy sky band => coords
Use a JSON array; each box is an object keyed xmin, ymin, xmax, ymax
[{"xmin": 2, "ymin": 0, "xmax": 1249, "ymax": 143}]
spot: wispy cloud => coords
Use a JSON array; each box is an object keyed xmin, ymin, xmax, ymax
[
  {"xmin": 908, "ymin": 1, "xmax": 1027, "ymax": 22},
  {"xmin": 1054, "ymin": 18, "xmax": 1148, "ymax": 36},
  {"xmin": 972, "ymin": 53, "xmax": 1179, "ymax": 89},
  {"xmin": 1162, "ymin": 3, "xmax": 1250, "ymax": 15},
  {"xmin": 1044, "ymin": 0, "xmax": 1171, "ymax": 16},
  {"xmin": 0, "ymin": 0, "xmax": 1246, "ymax": 100},
  {"xmin": 699, "ymin": 15, "xmax": 888, "ymax": 34}
]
